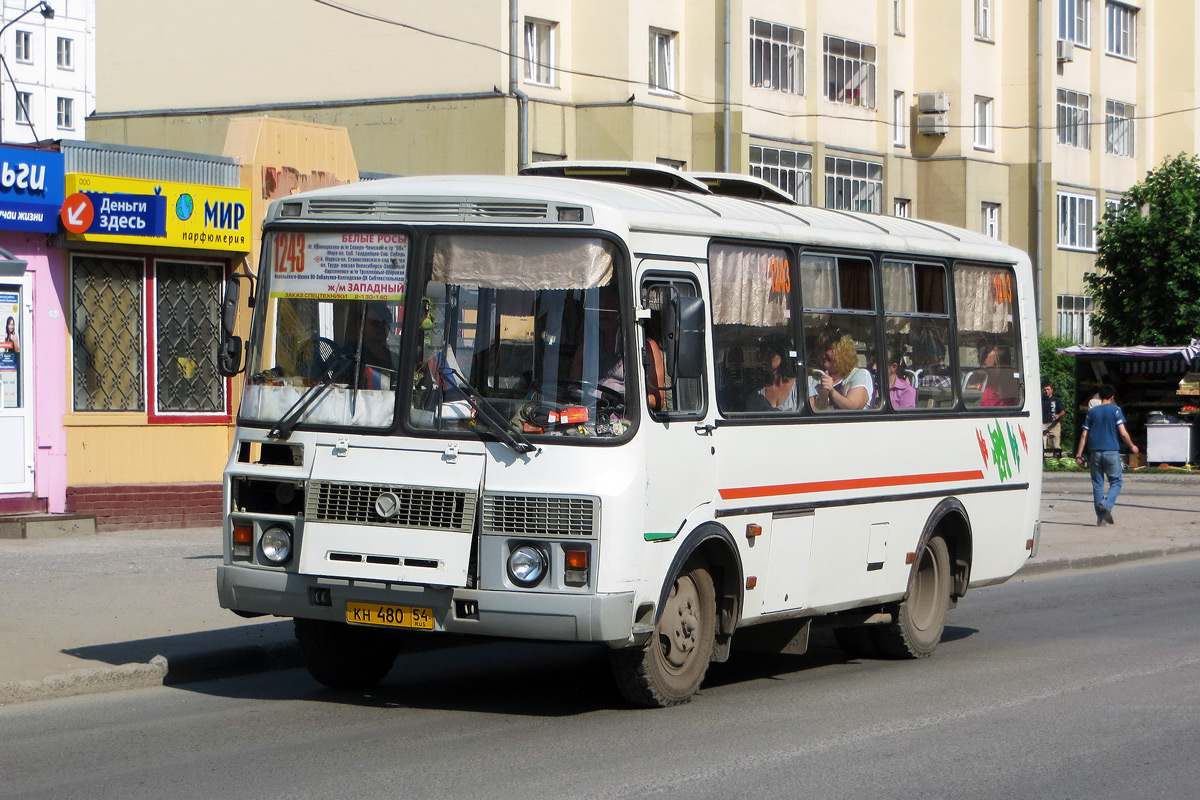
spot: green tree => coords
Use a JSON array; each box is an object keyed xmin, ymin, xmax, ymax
[
  {"xmin": 1088, "ymin": 153, "xmax": 1200, "ymax": 345},
  {"xmin": 1038, "ymin": 334, "xmax": 1077, "ymax": 451}
]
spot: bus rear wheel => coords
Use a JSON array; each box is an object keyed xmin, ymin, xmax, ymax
[
  {"xmin": 873, "ymin": 535, "xmax": 951, "ymax": 659},
  {"xmin": 294, "ymin": 617, "xmax": 402, "ymax": 689},
  {"xmin": 611, "ymin": 561, "xmax": 716, "ymax": 707}
]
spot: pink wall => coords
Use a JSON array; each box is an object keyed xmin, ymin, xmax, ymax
[{"xmin": 1, "ymin": 232, "xmax": 67, "ymax": 512}]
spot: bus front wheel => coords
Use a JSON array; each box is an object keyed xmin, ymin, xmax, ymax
[
  {"xmin": 294, "ymin": 617, "xmax": 402, "ymax": 689},
  {"xmin": 873, "ymin": 535, "xmax": 952, "ymax": 658},
  {"xmin": 611, "ymin": 561, "xmax": 716, "ymax": 707}
]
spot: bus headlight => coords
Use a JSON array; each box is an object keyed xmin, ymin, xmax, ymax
[
  {"xmin": 260, "ymin": 525, "xmax": 293, "ymax": 564},
  {"xmin": 507, "ymin": 544, "xmax": 547, "ymax": 587}
]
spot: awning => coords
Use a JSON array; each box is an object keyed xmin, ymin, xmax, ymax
[
  {"xmin": 1056, "ymin": 339, "xmax": 1200, "ymax": 362},
  {"xmin": 0, "ymin": 247, "xmax": 28, "ymax": 278}
]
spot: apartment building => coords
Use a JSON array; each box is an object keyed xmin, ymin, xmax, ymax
[
  {"xmin": 87, "ymin": 0, "xmax": 1200, "ymax": 342},
  {"xmin": 0, "ymin": 0, "xmax": 94, "ymax": 144}
]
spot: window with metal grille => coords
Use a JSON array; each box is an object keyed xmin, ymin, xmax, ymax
[
  {"xmin": 749, "ymin": 19, "xmax": 804, "ymax": 95},
  {"xmin": 1105, "ymin": 99, "xmax": 1135, "ymax": 156},
  {"xmin": 823, "ymin": 35, "xmax": 876, "ymax": 109},
  {"xmin": 824, "ymin": 156, "xmax": 883, "ymax": 213},
  {"xmin": 155, "ymin": 262, "xmax": 225, "ymax": 413},
  {"xmin": 1056, "ymin": 88, "xmax": 1090, "ymax": 149},
  {"xmin": 750, "ymin": 145, "xmax": 812, "ymax": 205},
  {"xmin": 72, "ymin": 257, "xmax": 145, "ymax": 411}
]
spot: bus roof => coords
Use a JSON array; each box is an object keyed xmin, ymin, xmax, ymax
[{"xmin": 270, "ymin": 172, "xmax": 1026, "ymax": 265}]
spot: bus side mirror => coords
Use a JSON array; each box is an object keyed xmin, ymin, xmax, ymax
[
  {"xmin": 663, "ymin": 295, "xmax": 705, "ymax": 381},
  {"xmin": 217, "ymin": 275, "xmax": 248, "ymax": 377}
]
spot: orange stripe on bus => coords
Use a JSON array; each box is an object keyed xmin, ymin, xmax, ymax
[{"xmin": 718, "ymin": 470, "xmax": 987, "ymax": 501}]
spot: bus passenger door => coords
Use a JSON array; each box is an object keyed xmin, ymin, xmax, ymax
[{"xmin": 637, "ymin": 267, "xmax": 717, "ymax": 539}]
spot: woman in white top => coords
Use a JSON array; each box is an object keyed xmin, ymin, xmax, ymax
[{"xmin": 809, "ymin": 333, "xmax": 874, "ymax": 411}]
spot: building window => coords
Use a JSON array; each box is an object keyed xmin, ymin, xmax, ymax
[
  {"xmin": 1057, "ymin": 191, "xmax": 1096, "ymax": 251},
  {"xmin": 1057, "ymin": 294, "xmax": 1095, "ymax": 344},
  {"xmin": 155, "ymin": 262, "xmax": 225, "ymax": 414},
  {"xmin": 524, "ymin": 18, "xmax": 556, "ymax": 86},
  {"xmin": 56, "ymin": 97, "xmax": 73, "ymax": 129},
  {"xmin": 825, "ymin": 156, "xmax": 883, "ymax": 213},
  {"xmin": 750, "ymin": 145, "xmax": 812, "ymax": 205},
  {"xmin": 975, "ymin": 0, "xmax": 993, "ymax": 40},
  {"xmin": 71, "ymin": 256, "xmax": 227, "ymax": 415},
  {"xmin": 749, "ymin": 19, "xmax": 804, "ymax": 95},
  {"xmin": 1059, "ymin": 0, "xmax": 1090, "ymax": 47},
  {"xmin": 14, "ymin": 92, "xmax": 32, "ymax": 124},
  {"xmin": 14, "ymin": 30, "xmax": 32, "ymax": 63},
  {"xmin": 893, "ymin": 91, "xmax": 906, "ymax": 147},
  {"xmin": 57, "ymin": 37, "xmax": 74, "ymax": 69},
  {"xmin": 982, "ymin": 202, "xmax": 1001, "ymax": 239},
  {"xmin": 1105, "ymin": 100, "xmax": 1135, "ymax": 157},
  {"xmin": 823, "ymin": 35, "xmax": 876, "ymax": 109},
  {"xmin": 1105, "ymin": 2, "xmax": 1136, "ymax": 59},
  {"xmin": 974, "ymin": 96, "xmax": 994, "ymax": 150},
  {"xmin": 894, "ymin": 198, "xmax": 911, "ymax": 217},
  {"xmin": 656, "ymin": 157, "xmax": 686, "ymax": 170},
  {"xmin": 1056, "ymin": 89, "xmax": 1090, "ymax": 149},
  {"xmin": 650, "ymin": 29, "xmax": 677, "ymax": 94},
  {"xmin": 893, "ymin": 0, "xmax": 904, "ymax": 34},
  {"xmin": 1104, "ymin": 196, "xmax": 1122, "ymax": 220}
]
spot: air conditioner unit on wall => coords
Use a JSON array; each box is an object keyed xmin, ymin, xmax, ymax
[
  {"xmin": 1057, "ymin": 39, "xmax": 1075, "ymax": 62},
  {"xmin": 916, "ymin": 92, "xmax": 950, "ymax": 114},
  {"xmin": 917, "ymin": 113, "xmax": 950, "ymax": 136}
]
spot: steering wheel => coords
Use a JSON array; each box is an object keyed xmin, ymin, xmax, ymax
[
  {"xmin": 295, "ymin": 337, "xmax": 349, "ymax": 379},
  {"xmin": 559, "ymin": 378, "xmax": 624, "ymax": 411}
]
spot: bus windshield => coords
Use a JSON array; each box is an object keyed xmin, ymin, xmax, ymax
[
  {"xmin": 240, "ymin": 230, "xmax": 632, "ymax": 442},
  {"xmin": 410, "ymin": 235, "xmax": 631, "ymax": 441}
]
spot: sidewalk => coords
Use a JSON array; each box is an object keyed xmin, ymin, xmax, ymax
[{"xmin": 2, "ymin": 472, "xmax": 1198, "ymax": 706}]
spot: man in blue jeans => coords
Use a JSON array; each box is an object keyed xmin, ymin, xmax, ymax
[{"xmin": 1074, "ymin": 384, "xmax": 1139, "ymax": 526}]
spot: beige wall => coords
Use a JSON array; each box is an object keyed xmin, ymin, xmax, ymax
[
  {"xmin": 65, "ymin": 416, "xmax": 231, "ymax": 486},
  {"xmin": 90, "ymin": 0, "xmax": 1200, "ymax": 340}
]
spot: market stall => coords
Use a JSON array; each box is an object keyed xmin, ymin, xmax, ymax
[{"xmin": 1056, "ymin": 340, "xmax": 1200, "ymax": 465}]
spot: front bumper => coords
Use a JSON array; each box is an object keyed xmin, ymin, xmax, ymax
[{"xmin": 217, "ymin": 564, "xmax": 636, "ymax": 645}]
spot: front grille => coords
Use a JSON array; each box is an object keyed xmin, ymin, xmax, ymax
[
  {"xmin": 306, "ymin": 481, "xmax": 476, "ymax": 533},
  {"xmin": 482, "ymin": 494, "xmax": 598, "ymax": 538}
]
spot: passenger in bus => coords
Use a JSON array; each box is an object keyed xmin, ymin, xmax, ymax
[
  {"xmin": 349, "ymin": 301, "xmax": 398, "ymax": 389},
  {"xmin": 748, "ymin": 339, "xmax": 801, "ymax": 411},
  {"xmin": 809, "ymin": 333, "xmax": 874, "ymax": 411},
  {"xmin": 977, "ymin": 345, "xmax": 1019, "ymax": 407},
  {"xmin": 887, "ymin": 346, "xmax": 917, "ymax": 409}
]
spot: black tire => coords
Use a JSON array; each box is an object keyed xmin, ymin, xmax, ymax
[
  {"xmin": 294, "ymin": 617, "xmax": 402, "ymax": 689},
  {"xmin": 611, "ymin": 561, "xmax": 716, "ymax": 707},
  {"xmin": 872, "ymin": 535, "xmax": 952, "ymax": 659},
  {"xmin": 833, "ymin": 625, "xmax": 882, "ymax": 659}
]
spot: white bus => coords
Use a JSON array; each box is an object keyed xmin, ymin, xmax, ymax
[{"xmin": 217, "ymin": 163, "xmax": 1041, "ymax": 707}]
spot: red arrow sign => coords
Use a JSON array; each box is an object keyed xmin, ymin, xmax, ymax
[{"xmin": 61, "ymin": 192, "xmax": 94, "ymax": 234}]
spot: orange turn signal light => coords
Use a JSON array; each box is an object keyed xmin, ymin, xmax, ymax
[
  {"xmin": 233, "ymin": 524, "xmax": 253, "ymax": 545},
  {"xmin": 905, "ymin": 552, "xmax": 916, "ymax": 565},
  {"xmin": 746, "ymin": 523, "xmax": 762, "ymax": 538},
  {"xmin": 746, "ymin": 576, "xmax": 757, "ymax": 589},
  {"xmin": 564, "ymin": 549, "xmax": 589, "ymax": 570}
]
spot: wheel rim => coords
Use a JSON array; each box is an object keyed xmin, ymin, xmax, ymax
[
  {"xmin": 909, "ymin": 544, "xmax": 941, "ymax": 633},
  {"xmin": 658, "ymin": 575, "xmax": 701, "ymax": 671}
]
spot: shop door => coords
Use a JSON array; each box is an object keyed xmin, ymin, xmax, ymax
[{"xmin": 0, "ymin": 278, "xmax": 33, "ymax": 493}]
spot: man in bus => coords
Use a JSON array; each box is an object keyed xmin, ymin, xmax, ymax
[{"xmin": 1074, "ymin": 384, "xmax": 1139, "ymax": 526}]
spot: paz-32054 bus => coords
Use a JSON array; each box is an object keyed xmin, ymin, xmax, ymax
[{"xmin": 217, "ymin": 163, "xmax": 1041, "ymax": 707}]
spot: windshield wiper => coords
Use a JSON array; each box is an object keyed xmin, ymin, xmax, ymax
[
  {"xmin": 446, "ymin": 367, "xmax": 538, "ymax": 454},
  {"xmin": 267, "ymin": 354, "xmax": 353, "ymax": 440}
]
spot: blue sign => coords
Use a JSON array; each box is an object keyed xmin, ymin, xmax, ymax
[
  {"xmin": 0, "ymin": 146, "xmax": 65, "ymax": 233},
  {"xmin": 81, "ymin": 191, "xmax": 168, "ymax": 237}
]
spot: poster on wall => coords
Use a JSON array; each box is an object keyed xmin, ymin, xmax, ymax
[{"xmin": 0, "ymin": 290, "xmax": 20, "ymax": 408}]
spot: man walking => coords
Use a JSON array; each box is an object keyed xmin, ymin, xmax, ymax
[
  {"xmin": 1042, "ymin": 380, "xmax": 1065, "ymax": 452},
  {"xmin": 1074, "ymin": 384, "xmax": 1139, "ymax": 526}
]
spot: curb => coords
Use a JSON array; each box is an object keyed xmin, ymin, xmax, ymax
[{"xmin": 5, "ymin": 546, "xmax": 1200, "ymax": 707}]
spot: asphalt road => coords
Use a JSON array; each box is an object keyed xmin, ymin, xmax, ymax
[{"xmin": 2, "ymin": 553, "xmax": 1198, "ymax": 800}]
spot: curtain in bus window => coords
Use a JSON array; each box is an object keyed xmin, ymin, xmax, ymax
[
  {"xmin": 799, "ymin": 253, "xmax": 836, "ymax": 309},
  {"xmin": 882, "ymin": 260, "xmax": 916, "ymax": 312},
  {"xmin": 431, "ymin": 236, "xmax": 614, "ymax": 290},
  {"xmin": 709, "ymin": 244, "xmax": 791, "ymax": 326},
  {"xmin": 954, "ymin": 264, "xmax": 1012, "ymax": 333}
]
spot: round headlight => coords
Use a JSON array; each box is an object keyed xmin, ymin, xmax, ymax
[
  {"xmin": 507, "ymin": 544, "xmax": 547, "ymax": 587},
  {"xmin": 260, "ymin": 525, "xmax": 293, "ymax": 564}
]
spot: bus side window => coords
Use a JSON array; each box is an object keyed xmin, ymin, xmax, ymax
[{"xmin": 642, "ymin": 280, "xmax": 704, "ymax": 416}]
